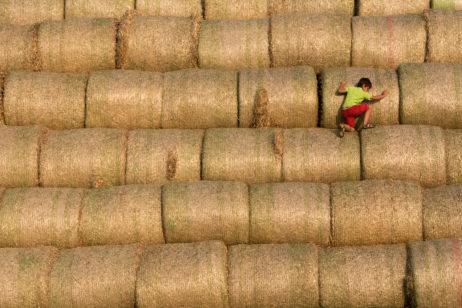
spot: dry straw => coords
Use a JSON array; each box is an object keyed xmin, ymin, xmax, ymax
[
  {"xmin": 202, "ymin": 128, "xmax": 283, "ymax": 184},
  {"xmin": 239, "ymin": 66, "xmax": 318, "ymax": 128},
  {"xmin": 425, "ymin": 9, "xmax": 462, "ymax": 63},
  {"xmin": 361, "ymin": 125, "xmax": 446, "ymax": 188},
  {"xmin": 250, "ymin": 182, "xmax": 330, "ymax": 245},
  {"xmin": 319, "ymin": 244, "xmax": 407, "ymax": 308},
  {"xmin": 80, "ymin": 185, "xmax": 164, "ymax": 246},
  {"xmin": 432, "ymin": 0, "xmax": 462, "ymax": 9},
  {"xmin": 39, "ymin": 128, "xmax": 127, "ymax": 188},
  {"xmin": 321, "ymin": 67, "xmax": 399, "ymax": 128},
  {"xmin": 136, "ymin": 241, "xmax": 228, "ymax": 308},
  {"xmin": 0, "ymin": 125, "xmax": 44, "ymax": 188},
  {"xmin": 126, "ymin": 129, "xmax": 204, "ymax": 184},
  {"xmin": 228, "ymin": 243, "xmax": 319, "ymax": 307},
  {"xmin": 0, "ymin": 187, "xmax": 84, "ymax": 248},
  {"xmin": 331, "ymin": 180, "xmax": 423, "ymax": 246},
  {"xmin": 283, "ymin": 128, "xmax": 360, "ymax": 183},
  {"xmin": 204, "ymin": 0, "xmax": 268, "ymax": 20},
  {"xmin": 85, "ymin": 70, "xmax": 163, "ymax": 129},
  {"xmin": 198, "ymin": 18, "xmax": 270, "ymax": 70},
  {"xmin": 65, "ymin": 0, "xmax": 134, "ymax": 19},
  {"xmin": 162, "ymin": 181, "xmax": 249, "ymax": 245},
  {"xmin": 399, "ymin": 63, "xmax": 462, "ymax": 128},
  {"xmin": 3, "ymin": 72, "xmax": 86, "ymax": 130},
  {"xmin": 252, "ymin": 88, "xmax": 270, "ymax": 128},
  {"xmin": 50, "ymin": 244, "xmax": 140, "ymax": 308},
  {"xmin": 357, "ymin": 0, "xmax": 429, "ymax": 15},
  {"xmin": 38, "ymin": 18, "xmax": 116, "ymax": 73},
  {"xmin": 0, "ymin": 0, "xmax": 63, "ymax": 25},
  {"xmin": 271, "ymin": 14, "xmax": 351, "ymax": 74},
  {"xmin": 0, "ymin": 24, "xmax": 38, "ymax": 73},
  {"xmin": 445, "ymin": 129, "xmax": 462, "ymax": 184},
  {"xmin": 136, "ymin": 0, "xmax": 202, "ymax": 18},
  {"xmin": 0, "ymin": 247, "xmax": 58, "ymax": 308},
  {"xmin": 162, "ymin": 69, "xmax": 238, "ymax": 128},
  {"xmin": 0, "ymin": 72, "xmax": 6, "ymax": 125},
  {"xmin": 118, "ymin": 11, "xmax": 199, "ymax": 72},
  {"xmin": 408, "ymin": 238, "xmax": 462, "ymax": 308},
  {"xmin": 269, "ymin": 0, "xmax": 354, "ymax": 15}
]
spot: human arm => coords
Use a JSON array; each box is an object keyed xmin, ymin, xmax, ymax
[
  {"xmin": 338, "ymin": 81, "xmax": 347, "ymax": 94},
  {"xmin": 370, "ymin": 90, "xmax": 388, "ymax": 100}
]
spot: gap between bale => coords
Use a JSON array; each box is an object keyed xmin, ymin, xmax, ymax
[{"xmin": 0, "ymin": 72, "xmax": 6, "ymax": 125}]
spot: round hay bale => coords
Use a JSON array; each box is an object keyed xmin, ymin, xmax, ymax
[
  {"xmin": 3, "ymin": 72, "xmax": 86, "ymax": 130},
  {"xmin": 204, "ymin": 0, "xmax": 268, "ymax": 20},
  {"xmin": 357, "ymin": 0, "xmax": 429, "ymax": 15},
  {"xmin": 250, "ymin": 182, "xmax": 330, "ymax": 245},
  {"xmin": 39, "ymin": 128, "xmax": 127, "ymax": 188},
  {"xmin": 228, "ymin": 243, "xmax": 318, "ymax": 307},
  {"xmin": 202, "ymin": 128, "xmax": 283, "ymax": 184},
  {"xmin": 136, "ymin": 241, "xmax": 228, "ymax": 308},
  {"xmin": 126, "ymin": 129, "xmax": 204, "ymax": 184},
  {"xmin": 361, "ymin": 125, "xmax": 446, "ymax": 188},
  {"xmin": 50, "ymin": 244, "xmax": 140, "ymax": 308},
  {"xmin": 80, "ymin": 185, "xmax": 164, "ymax": 246},
  {"xmin": 0, "ymin": 24, "xmax": 38, "ymax": 73},
  {"xmin": 0, "ymin": 125, "xmax": 44, "ymax": 188},
  {"xmin": 319, "ymin": 244, "xmax": 407, "ymax": 308},
  {"xmin": 399, "ymin": 63, "xmax": 462, "ymax": 128},
  {"xmin": 198, "ymin": 18, "xmax": 270, "ymax": 71},
  {"xmin": 352, "ymin": 15, "xmax": 426, "ymax": 69},
  {"xmin": 432, "ymin": 0, "xmax": 462, "ymax": 9},
  {"xmin": 38, "ymin": 18, "xmax": 116, "ymax": 73},
  {"xmin": 86, "ymin": 70, "xmax": 163, "ymax": 129},
  {"xmin": 118, "ymin": 11, "xmax": 199, "ymax": 72},
  {"xmin": 136, "ymin": 0, "xmax": 202, "ymax": 18},
  {"xmin": 0, "ymin": 0, "xmax": 63, "ymax": 25},
  {"xmin": 445, "ymin": 129, "xmax": 462, "ymax": 184},
  {"xmin": 268, "ymin": 0, "xmax": 354, "ymax": 15},
  {"xmin": 283, "ymin": 128, "xmax": 360, "ymax": 183},
  {"xmin": 65, "ymin": 0, "xmax": 134, "ymax": 19},
  {"xmin": 408, "ymin": 238, "xmax": 462, "ymax": 308},
  {"xmin": 0, "ymin": 187, "xmax": 84, "ymax": 248},
  {"xmin": 271, "ymin": 14, "xmax": 351, "ymax": 74},
  {"xmin": 239, "ymin": 66, "xmax": 318, "ymax": 128},
  {"xmin": 162, "ymin": 69, "xmax": 238, "ymax": 128},
  {"xmin": 162, "ymin": 181, "xmax": 249, "ymax": 245},
  {"xmin": 0, "ymin": 246, "xmax": 58, "ymax": 308},
  {"xmin": 321, "ymin": 67, "xmax": 399, "ymax": 128},
  {"xmin": 331, "ymin": 180, "xmax": 423, "ymax": 246},
  {"xmin": 425, "ymin": 9, "xmax": 462, "ymax": 63}
]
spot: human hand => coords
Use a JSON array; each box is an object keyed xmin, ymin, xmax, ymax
[{"xmin": 340, "ymin": 81, "xmax": 347, "ymax": 86}]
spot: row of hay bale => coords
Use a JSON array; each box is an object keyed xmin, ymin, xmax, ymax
[{"xmin": 2, "ymin": 239, "xmax": 462, "ymax": 308}]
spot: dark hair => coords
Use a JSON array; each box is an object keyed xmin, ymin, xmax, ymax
[{"xmin": 357, "ymin": 78, "xmax": 372, "ymax": 89}]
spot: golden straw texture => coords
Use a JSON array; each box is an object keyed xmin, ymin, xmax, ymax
[
  {"xmin": 361, "ymin": 125, "xmax": 446, "ymax": 188},
  {"xmin": 271, "ymin": 14, "xmax": 351, "ymax": 74},
  {"xmin": 357, "ymin": 0, "xmax": 429, "ymax": 15},
  {"xmin": 136, "ymin": 0, "xmax": 202, "ymax": 18},
  {"xmin": 250, "ymin": 182, "xmax": 330, "ymax": 245},
  {"xmin": 126, "ymin": 129, "xmax": 204, "ymax": 184},
  {"xmin": 198, "ymin": 18, "xmax": 270, "ymax": 70},
  {"xmin": 0, "ymin": 0, "xmax": 63, "ymax": 25},
  {"xmin": 204, "ymin": 0, "xmax": 268, "ymax": 20},
  {"xmin": 162, "ymin": 69, "xmax": 238, "ymax": 128},
  {"xmin": 321, "ymin": 67, "xmax": 399, "ymax": 128},
  {"xmin": 0, "ymin": 72, "xmax": 6, "ymax": 125},
  {"xmin": 39, "ymin": 128, "xmax": 127, "ymax": 188},
  {"xmin": 269, "ymin": 0, "xmax": 354, "ymax": 15},
  {"xmin": 163, "ymin": 181, "xmax": 249, "ymax": 245},
  {"xmin": 136, "ymin": 241, "xmax": 228, "ymax": 308},
  {"xmin": 80, "ymin": 185, "xmax": 164, "ymax": 246},
  {"xmin": 239, "ymin": 66, "xmax": 318, "ymax": 128},
  {"xmin": 0, "ymin": 24, "xmax": 38, "ymax": 73},
  {"xmin": 65, "ymin": 0, "xmax": 134, "ymax": 19},
  {"xmin": 319, "ymin": 244, "xmax": 407, "ymax": 308},
  {"xmin": 445, "ymin": 129, "xmax": 462, "ymax": 184},
  {"xmin": 432, "ymin": 0, "xmax": 462, "ymax": 9},
  {"xmin": 86, "ymin": 70, "xmax": 163, "ymax": 129}
]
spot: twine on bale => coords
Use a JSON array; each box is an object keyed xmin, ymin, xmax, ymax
[
  {"xmin": 268, "ymin": 0, "xmax": 355, "ymax": 16},
  {"xmin": 204, "ymin": 0, "xmax": 268, "ymax": 20},
  {"xmin": 136, "ymin": 0, "xmax": 202, "ymax": 18},
  {"xmin": 0, "ymin": 24, "xmax": 38, "ymax": 73},
  {"xmin": 357, "ymin": 0, "xmax": 429, "ymax": 16},
  {"xmin": 0, "ymin": 0, "xmax": 64, "ymax": 25},
  {"xmin": 65, "ymin": 0, "xmax": 134, "ymax": 19},
  {"xmin": 445, "ymin": 129, "xmax": 462, "ymax": 184}
]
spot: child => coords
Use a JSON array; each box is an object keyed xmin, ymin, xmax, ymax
[{"xmin": 338, "ymin": 78, "xmax": 388, "ymax": 137}]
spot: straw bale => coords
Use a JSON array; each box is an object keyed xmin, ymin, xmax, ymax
[
  {"xmin": 321, "ymin": 67, "xmax": 399, "ymax": 128},
  {"xmin": 50, "ymin": 244, "xmax": 140, "ymax": 308},
  {"xmin": 352, "ymin": 15, "xmax": 426, "ymax": 69},
  {"xmin": 38, "ymin": 18, "xmax": 116, "ymax": 73},
  {"xmin": 118, "ymin": 11, "xmax": 199, "ymax": 72},
  {"xmin": 269, "ymin": 0, "xmax": 354, "ymax": 15},
  {"xmin": 271, "ymin": 14, "xmax": 351, "ymax": 74},
  {"xmin": 86, "ymin": 70, "xmax": 163, "ymax": 129},
  {"xmin": 239, "ymin": 66, "xmax": 318, "ymax": 128},
  {"xmin": 361, "ymin": 125, "xmax": 446, "ymax": 188},
  {"xmin": 163, "ymin": 181, "xmax": 249, "ymax": 245},
  {"xmin": 65, "ymin": 0, "xmax": 134, "ymax": 19},
  {"xmin": 432, "ymin": 0, "xmax": 462, "ymax": 9},
  {"xmin": 228, "ymin": 243, "xmax": 318, "ymax": 307},
  {"xmin": 283, "ymin": 128, "xmax": 360, "ymax": 183},
  {"xmin": 0, "ymin": 0, "xmax": 63, "ymax": 25},
  {"xmin": 319, "ymin": 244, "xmax": 407, "ymax": 308},
  {"xmin": 0, "ymin": 24, "xmax": 38, "ymax": 73},
  {"xmin": 204, "ymin": 0, "xmax": 268, "ymax": 20},
  {"xmin": 425, "ymin": 9, "xmax": 462, "ymax": 63},
  {"xmin": 136, "ymin": 0, "xmax": 202, "ymax": 18},
  {"xmin": 126, "ymin": 129, "xmax": 204, "ymax": 184},
  {"xmin": 162, "ymin": 69, "xmax": 238, "ymax": 128},
  {"xmin": 446, "ymin": 129, "xmax": 462, "ymax": 184},
  {"xmin": 0, "ymin": 72, "xmax": 6, "ymax": 125},
  {"xmin": 408, "ymin": 238, "xmax": 462, "ymax": 308},
  {"xmin": 0, "ymin": 125, "xmax": 44, "ymax": 188},
  {"xmin": 80, "ymin": 185, "xmax": 163, "ymax": 246},
  {"xmin": 357, "ymin": 0, "xmax": 429, "ymax": 16},
  {"xmin": 136, "ymin": 241, "xmax": 228, "ymax": 308},
  {"xmin": 202, "ymin": 128, "xmax": 283, "ymax": 184},
  {"xmin": 250, "ymin": 182, "xmax": 330, "ymax": 245},
  {"xmin": 39, "ymin": 128, "xmax": 127, "ymax": 188},
  {"xmin": 0, "ymin": 246, "xmax": 58, "ymax": 308},
  {"xmin": 198, "ymin": 18, "xmax": 270, "ymax": 71},
  {"xmin": 3, "ymin": 72, "xmax": 86, "ymax": 130},
  {"xmin": 252, "ymin": 88, "xmax": 270, "ymax": 128}
]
